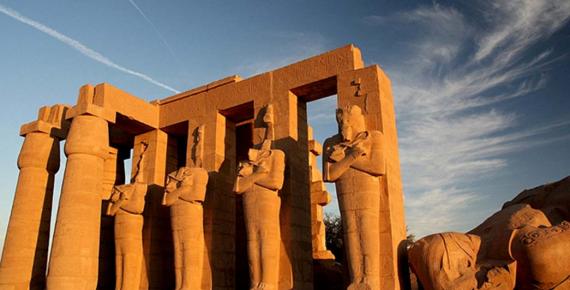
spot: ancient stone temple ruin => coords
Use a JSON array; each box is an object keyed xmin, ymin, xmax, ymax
[{"xmin": 0, "ymin": 45, "xmax": 407, "ymax": 290}]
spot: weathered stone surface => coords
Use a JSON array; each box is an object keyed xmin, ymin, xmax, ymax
[
  {"xmin": 308, "ymin": 126, "xmax": 335, "ymax": 260},
  {"xmin": 106, "ymin": 142, "xmax": 149, "ymax": 290},
  {"xmin": 323, "ymin": 105, "xmax": 387, "ymax": 290},
  {"xmin": 0, "ymin": 44, "xmax": 407, "ymax": 290},
  {"xmin": 0, "ymin": 105, "xmax": 68, "ymax": 290},
  {"xmin": 234, "ymin": 105, "xmax": 286, "ymax": 290},
  {"xmin": 409, "ymin": 176, "xmax": 570, "ymax": 290},
  {"xmin": 163, "ymin": 166, "xmax": 209, "ymax": 290},
  {"xmin": 47, "ymin": 108, "xmax": 114, "ymax": 290}
]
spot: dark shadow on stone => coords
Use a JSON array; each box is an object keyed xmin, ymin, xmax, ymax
[
  {"xmin": 399, "ymin": 239, "xmax": 412, "ymax": 290},
  {"xmin": 97, "ymin": 200, "xmax": 115, "ymax": 290},
  {"xmin": 313, "ymin": 259, "xmax": 348, "ymax": 290}
]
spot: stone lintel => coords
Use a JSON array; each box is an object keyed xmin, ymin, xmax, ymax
[
  {"xmin": 156, "ymin": 44, "xmax": 364, "ymax": 130},
  {"xmin": 155, "ymin": 75, "xmax": 242, "ymax": 105},
  {"xmin": 94, "ymin": 83, "xmax": 159, "ymax": 128},
  {"xmin": 20, "ymin": 120, "xmax": 58, "ymax": 137},
  {"xmin": 65, "ymin": 102, "xmax": 116, "ymax": 123},
  {"xmin": 272, "ymin": 44, "xmax": 364, "ymax": 91},
  {"xmin": 65, "ymin": 83, "xmax": 160, "ymax": 128}
]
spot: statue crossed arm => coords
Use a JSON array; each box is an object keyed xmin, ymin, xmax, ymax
[
  {"xmin": 322, "ymin": 105, "xmax": 387, "ymax": 290},
  {"xmin": 162, "ymin": 166, "xmax": 209, "ymax": 290},
  {"xmin": 233, "ymin": 147, "xmax": 285, "ymax": 290},
  {"xmin": 233, "ymin": 104, "xmax": 286, "ymax": 290},
  {"xmin": 107, "ymin": 185, "xmax": 130, "ymax": 216},
  {"xmin": 106, "ymin": 142, "xmax": 148, "ymax": 290},
  {"xmin": 162, "ymin": 168, "xmax": 208, "ymax": 206},
  {"xmin": 323, "ymin": 130, "xmax": 385, "ymax": 182},
  {"xmin": 107, "ymin": 183, "xmax": 147, "ymax": 216},
  {"xmin": 234, "ymin": 149, "xmax": 285, "ymax": 194}
]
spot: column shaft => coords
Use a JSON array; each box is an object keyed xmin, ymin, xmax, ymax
[
  {"xmin": 0, "ymin": 132, "xmax": 59, "ymax": 290},
  {"xmin": 46, "ymin": 115, "xmax": 109, "ymax": 290}
]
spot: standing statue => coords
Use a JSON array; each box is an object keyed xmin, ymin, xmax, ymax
[
  {"xmin": 234, "ymin": 104, "xmax": 286, "ymax": 290},
  {"xmin": 323, "ymin": 105, "xmax": 386, "ymax": 290},
  {"xmin": 163, "ymin": 124, "xmax": 209, "ymax": 290},
  {"xmin": 106, "ymin": 142, "xmax": 149, "ymax": 290}
]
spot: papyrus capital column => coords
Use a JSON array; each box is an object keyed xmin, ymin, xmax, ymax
[
  {"xmin": 47, "ymin": 85, "xmax": 114, "ymax": 290},
  {"xmin": 0, "ymin": 105, "xmax": 69, "ymax": 290}
]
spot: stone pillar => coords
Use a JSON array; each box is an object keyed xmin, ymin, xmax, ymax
[
  {"xmin": 0, "ymin": 105, "xmax": 68, "ymax": 290},
  {"xmin": 307, "ymin": 126, "xmax": 334, "ymax": 260},
  {"xmin": 134, "ymin": 130, "xmax": 175, "ymax": 290},
  {"xmin": 47, "ymin": 86, "xmax": 114, "ymax": 290},
  {"xmin": 337, "ymin": 66, "xmax": 408, "ymax": 290}
]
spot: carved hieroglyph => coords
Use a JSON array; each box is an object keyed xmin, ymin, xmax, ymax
[
  {"xmin": 163, "ymin": 124, "xmax": 209, "ymax": 290},
  {"xmin": 323, "ymin": 105, "xmax": 386, "ymax": 290},
  {"xmin": 308, "ymin": 126, "xmax": 334, "ymax": 260},
  {"xmin": 106, "ymin": 142, "xmax": 148, "ymax": 290},
  {"xmin": 408, "ymin": 176, "xmax": 570, "ymax": 290},
  {"xmin": 234, "ymin": 104, "xmax": 286, "ymax": 290}
]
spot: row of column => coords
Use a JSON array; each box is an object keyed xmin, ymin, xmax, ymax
[{"xmin": 0, "ymin": 103, "xmax": 111, "ymax": 290}]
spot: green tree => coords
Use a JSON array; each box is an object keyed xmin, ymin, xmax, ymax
[{"xmin": 324, "ymin": 214, "xmax": 345, "ymax": 264}]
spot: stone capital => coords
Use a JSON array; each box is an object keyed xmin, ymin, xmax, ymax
[
  {"xmin": 20, "ymin": 120, "xmax": 66, "ymax": 139},
  {"xmin": 64, "ymin": 115, "xmax": 114, "ymax": 159},
  {"xmin": 19, "ymin": 104, "xmax": 70, "ymax": 139},
  {"xmin": 65, "ymin": 102, "xmax": 115, "ymax": 123}
]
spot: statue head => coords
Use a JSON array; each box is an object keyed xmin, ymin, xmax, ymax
[
  {"xmin": 165, "ymin": 167, "xmax": 191, "ymax": 194},
  {"xmin": 164, "ymin": 166, "xmax": 209, "ymax": 205},
  {"xmin": 237, "ymin": 160, "xmax": 254, "ymax": 177},
  {"xmin": 263, "ymin": 104, "xmax": 274, "ymax": 125},
  {"xmin": 191, "ymin": 124, "xmax": 205, "ymax": 168},
  {"xmin": 247, "ymin": 148, "xmax": 260, "ymax": 162},
  {"xmin": 262, "ymin": 104, "xmax": 275, "ymax": 142},
  {"xmin": 336, "ymin": 105, "xmax": 366, "ymax": 142}
]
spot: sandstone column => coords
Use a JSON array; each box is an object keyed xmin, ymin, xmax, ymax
[
  {"xmin": 0, "ymin": 105, "xmax": 68, "ymax": 290},
  {"xmin": 47, "ymin": 86, "xmax": 114, "ymax": 290}
]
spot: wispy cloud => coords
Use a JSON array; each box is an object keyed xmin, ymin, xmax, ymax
[
  {"xmin": 0, "ymin": 3, "xmax": 180, "ymax": 93},
  {"xmin": 368, "ymin": 1, "xmax": 570, "ymax": 237},
  {"xmin": 474, "ymin": 1, "xmax": 570, "ymax": 62}
]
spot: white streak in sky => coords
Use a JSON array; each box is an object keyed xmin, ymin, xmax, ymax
[
  {"xmin": 0, "ymin": 3, "xmax": 180, "ymax": 94},
  {"xmin": 127, "ymin": 0, "xmax": 183, "ymax": 70}
]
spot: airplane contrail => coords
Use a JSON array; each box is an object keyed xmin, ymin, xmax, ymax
[
  {"xmin": 0, "ymin": 3, "xmax": 180, "ymax": 94},
  {"xmin": 127, "ymin": 0, "xmax": 184, "ymax": 70}
]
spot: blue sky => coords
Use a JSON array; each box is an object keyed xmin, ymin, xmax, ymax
[{"xmin": 0, "ymin": 0, "xmax": 569, "ymax": 252}]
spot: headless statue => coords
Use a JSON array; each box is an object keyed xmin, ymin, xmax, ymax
[
  {"xmin": 323, "ymin": 105, "xmax": 386, "ymax": 290},
  {"xmin": 106, "ymin": 142, "xmax": 149, "ymax": 290},
  {"xmin": 234, "ymin": 104, "xmax": 286, "ymax": 290},
  {"xmin": 163, "ymin": 125, "xmax": 209, "ymax": 290},
  {"xmin": 409, "ymin": 176, "xmax": 570, "ymax": 290}
]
